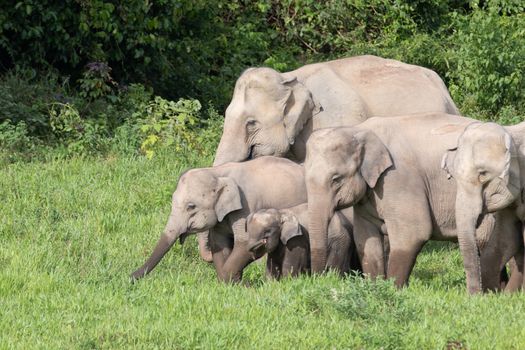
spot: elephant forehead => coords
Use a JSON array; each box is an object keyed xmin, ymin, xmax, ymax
[
  {"xmin": 239, "ymin": 67, "xmax": 282, "ymax": 86},
  {"xmin": 307, "ymin": 141, "xmax": 358, "ymax": 169},
  {"xmin": 308, "ymin": 129, "xmax": 357, "ymax": 151},
  {"xmin": 472, "ymin": 141, "xmax": 508, "ymax": 169},
  {"xmin": 462, "ymin": 122, "xmax": 506, "ymax": 143},
  {"xmin": 251, "ymin": 211, "xmax": 280, "ymax": 226},
  {"xmin": 177, "ymin": 171, "xmax": 217, "ymax": 195}
]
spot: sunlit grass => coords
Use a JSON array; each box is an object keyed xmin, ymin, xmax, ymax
[{"xmin": 1, "ymin": 154, "xmax": 524, "ymax": 349}]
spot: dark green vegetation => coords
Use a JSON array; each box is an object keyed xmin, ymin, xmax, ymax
[
  {"xmin": 1, "ymin": 0, "xmax": 525, "ymax": 162},
  {"xmin": 1, "ymin": 153, "xmax": 525, "ymax": 349},
  {"xmin": 1, "ymin": 1, "xmax": 525, "ymax": 348}
]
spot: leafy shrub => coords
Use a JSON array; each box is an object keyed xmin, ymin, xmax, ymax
[
  {"xmin": 78, "ymin": 62, "xmax": 118, "ymax": 101},
  {"xmin": 136, "ymin": 97, "xmax": 222, "ymax": 160},
  {"xmin": 48, "ymin": 102, "xmax": 111, "ymax": 156},
  {"xmin": 0, "ymin": 121, "xmax": 42, "ymax": 163},
  {"xmin": 270, "ymin": 0, "xmax": 416, "ymax": 56},
  {"xmin": 0, "ymin": 69, "xmax": 68, "ymax": 136},
  {"xmin": 1, "ymin": 0, "xmax": 525, "ymax": 162},
  {"xmin": 447, "ymin": 5, "xmax": 525, "ymax": 118},
  {"xmin": 137, "ymin": 97, "xmax": 201, "ymax": 159}
]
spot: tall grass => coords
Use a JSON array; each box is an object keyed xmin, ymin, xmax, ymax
[{"xmin": 1, "ymin": 153, "xmax": 524, "ymax": 349}]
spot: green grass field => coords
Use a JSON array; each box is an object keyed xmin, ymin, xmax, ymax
[{"xmin": 1, "ymin": 153, "xmax": 525, "ymax": 349}]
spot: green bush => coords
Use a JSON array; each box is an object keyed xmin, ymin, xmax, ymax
[
  {"xmin": 137, "ymin": 97, "xmax": 202, "ymax": 159},
  {"xmin": 1, "ymin": 0, "xmax": 525, "ymax": 161},
  {"xmin": 447, "ymin": 5, "xmax": 525, "ymax": 118},
  {"xmin": 0, "ymin": 69, "xmax": 66, "ymax": 136},
  {"xmin": 0, "ymin": 120, "xmax": 41, "ymax": 163},
  {"xmin": 0, "ymin": 69, "xmax": 223, "ymax": 161}
]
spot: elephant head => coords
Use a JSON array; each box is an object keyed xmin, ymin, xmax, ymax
[
  {"xmin": 305, "ymin": 128, "xmax": 393, "ymax": 272},
  {"xmin": 213, "ymin": 67, "xmax": 322, "ymax": 166},
  {"xmin": 131, "ymin": 169, "xmax": 242, "ymax": 280},
  {"xmin": 246, "ymin": 209, "xmax": 302, "ymax": 256},
  {"xmin": 442, "ymin": 122, "xmax": 521, "ymax": 293}
]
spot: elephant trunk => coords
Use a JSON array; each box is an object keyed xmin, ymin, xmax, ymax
[
  {"xmin": 218, "ymin": 241, "xmax": 255, "ymax": 283},
  {"xmin": 131, "ymin": 214, "xmax": 184, "ymax": 280},
  {"xmin": 213, "ymin": 119, "xmax": 249, "ymax": 166},
  {"xmin": 455, "ymin": 186, "xmax": 483, "ymax": 294},
  {"xmin": 483, "ymin": 177, "xmax": 520, "ymax": 213},
  {"xmin": 308, "ymin": 192, "xmax": 333, "ymax": 273}
]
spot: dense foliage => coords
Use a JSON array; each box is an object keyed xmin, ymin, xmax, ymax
[{"xmin": 1, "ymin": 0, "xmax": 524, "ymax": 162}]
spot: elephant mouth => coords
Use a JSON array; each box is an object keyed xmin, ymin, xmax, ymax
[
  {"xmin": 179, "ymin": 232, "xmax": 190, "ymax": 244},
  {"xmin": 248, "ymin": 145, "xmax": 256, "ymax": 160},
  {"xmin": 248, "ymin": 239, "xmax": 267, "ymax": 253}
]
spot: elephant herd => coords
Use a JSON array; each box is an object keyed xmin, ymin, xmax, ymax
[{"xmin": 131, "ymin": 55, "xmax": 525, "ymax": 294}]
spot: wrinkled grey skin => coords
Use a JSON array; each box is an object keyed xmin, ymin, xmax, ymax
[
  {"xmin": 198, "ymin": 55, "xmax": 460, "ymax": 261},
  {"xmin": 246, "ymin": 204, "xmax": 360, "ymax": 279},
  {"xmin": 443, "ymin": 122, "xmax": 525, "ymax": 292},
  {"xmin": 131, "ymin": 156, "xmax": 306, "ymax": 282},
  {"xmin": 304, "ymin": 113, "xmax": 523, "ymax": 293},
  {"xmin": 214, "ymin": 55, "xmax": 459, "ymax": 166}
]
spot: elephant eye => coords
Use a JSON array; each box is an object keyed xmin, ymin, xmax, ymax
[
  {"xmin": 331, "ymin": 174, "xmax": 343, "ymax": 184},
  {"xmin": 246, "ymin": 119, "xmax": 258, "ymax": 132},
  {"xmin": 478, "ymin": 171, "xmax": 489, "ymax": 183},
  {"xmin": 186, "ymin": 203, "xmax": 196, "ymax": 211}
]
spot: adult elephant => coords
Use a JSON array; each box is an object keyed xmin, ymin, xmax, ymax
[
  {"xmin": 304, "ymin": 113, "xmax": 523, "ymax": 293},
  {"xmin": 213, "ymin": 55, "xmax": 459, "ymax": 166},
  {"xmin": 197, "ymin": 55, "xmax": 460, "ymax": 262},
  {"xmin": 442, "ymin": 121, "xmax": 525, "ymax": 293}
]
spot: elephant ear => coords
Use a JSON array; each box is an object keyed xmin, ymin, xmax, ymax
[
  {"xmin": 354, "ymin": 130, "xmax": 393, "ymax": 188},
  {"xmin": 280, "ymin": 211, "xmax": 302, "ymax": 245},
  {"xmin": 483, "ymin": 132, "xmax": 521, "ymax": 212},
  {"xmin": 281, "ymin": 76, "xmax": 322, "ymax": 145},
  {"xmin": 215, "ymin": 177, "xmax": 242, "ymax": 222},
  {"xmin": 441, "ymin": 147, "xmax": 457, "ymax": 180}
]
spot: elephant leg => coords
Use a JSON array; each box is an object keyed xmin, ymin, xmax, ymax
[
  {"xmin": 479, "ymin": 251, "xmax": 504, "ymax": 292},
  {"xmin": 349, "ymin": 247, "xmax": 363, "ymax": 274},
  {"xmin": 499, "ymin": 266, "xmax": 509, "ymax": 290},
  {"xmin": 383, "ymin": 233, "xmax": 390, "ymax": 271},
  {"xmin": 523, "ymin": 223, "xmax": 525, "ymax": 290},
  {"xmin": 219, "ymin": 240, "xmax": 255, "ymax": 282},
  {"xmin": 209, "ymin": 230, "xmax": 234, "ymax": 275},
  {"xmin": 382, "ymin": 195, "xmax": 432, "ymax": 287},
  {"xmin": 353, "ymin": 214, "xmax": 385, "ymax": 279},
  {"xmin": 266, "ymin": 255, "xmax": 282, "ymax": 280},
  {"xmin": 505, "ymin": 255, "xmax": 524, "ymax": 292},
  {"xmin": 326, "ymin": 219, "xmax": 351, "ymax": 275},
  {"xmin": 504, "ymin": 220, "xmax": 524, "ymax": 292},
  {"xmin": 387, "ymin": 239, "xmax": 426, "ymax": 288},
  {"xmin": 282, "ymin": 243, "xmax": 309, "ymax": 278},
  {"xmin": 197, "ymin": 231, "xmax": 213, "ymax": 263},
  {"xmin": 480, "ymin": 211, "xmax": 523, "ymax": 292}
]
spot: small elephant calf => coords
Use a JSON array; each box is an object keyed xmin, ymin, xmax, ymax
[{"xmin": 246, "ymin": 204, "xmax": 360, "ymax": 279}]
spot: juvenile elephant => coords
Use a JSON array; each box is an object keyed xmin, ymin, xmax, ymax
[
  {"xmin": 442, "ymin": 121, "xmax": 525, "ymax": 292},
  {"xmin": 304, "ymin": 113, "xmax": 523, "ymax": 293},
  {"xmin": 131, "ymin": 156, "xmax": 306, "ymax": 282},
  {"xmin": 246, "ymin": 204, "xmax": 360, "ymax": 279}
]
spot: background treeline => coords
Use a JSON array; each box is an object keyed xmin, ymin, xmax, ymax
[{"xmin": 0, "ymin": 0, "xmax": 524, "ymax": 163}]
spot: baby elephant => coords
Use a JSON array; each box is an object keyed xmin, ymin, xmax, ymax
[{"xmin": 246, "ymin": 204, "xmax": 360, "ymax": 279}]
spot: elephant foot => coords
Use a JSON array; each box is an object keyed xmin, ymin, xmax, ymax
[{"xmin": 199, "ymin": 246, "xmax": 213, "ymax": 263}]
